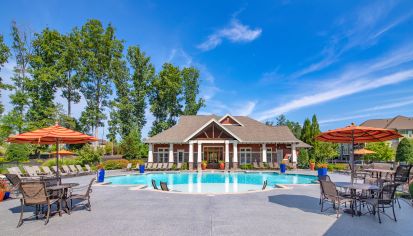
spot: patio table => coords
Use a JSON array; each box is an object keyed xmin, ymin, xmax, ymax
[
  {"xmin": 47, "ymin": 183, "xmax": 79, "ymax": 215},
  {"xmin": 335, "ymin": 182, "xmax": 379, "ymax": 216}
]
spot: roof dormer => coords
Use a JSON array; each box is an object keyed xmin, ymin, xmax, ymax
[{"xmin": 218, "ymin": 114, "xmax": 244, "ymax": 126}]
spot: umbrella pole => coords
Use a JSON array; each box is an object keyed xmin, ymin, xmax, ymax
[
  {"xmin": 56, "ymin": 139, "xmax": 61, "ymax": 184},
  {"xmin": 351, "ymin": 131, "xmax": 355, "ymax": 184}
]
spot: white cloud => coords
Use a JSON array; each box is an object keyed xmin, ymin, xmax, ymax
[
  {"xmin": 360, "ymin": 96, "xmax": 413, "ymax": 112},
  {"xmin": 197, "ymin": 18, "xmax": 262, "ymax": 51},
  {"xmin": 319, "ymin": 114, "xmax": 374, "ymax": 125}
]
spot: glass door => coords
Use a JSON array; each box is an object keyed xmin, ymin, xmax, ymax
[{"xmin": 177, "ymin": 150, "xmax": 184, "ymax": 163}]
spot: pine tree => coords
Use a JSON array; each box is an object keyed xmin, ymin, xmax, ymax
[
  {"xmin": 301, "ymin": 118, "xmax": 312, "ymax": 145},
  {"xmin": 311, "ymin": 114, "xmax": 320, "ymax": 139},
  {"xmin": 396, "ymin": 138, "xmax": 413, "ymax": 163}
]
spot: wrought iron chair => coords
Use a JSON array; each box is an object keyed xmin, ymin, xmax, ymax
[
  {"xmin": 151, "ymin": 179, "xmax": 159, "ymax": 190},
  {"xmin": 18, "ymin": 181, "xmax": 61, "ymax": 227},
  {"xmin": 160, "ymin": 181, "xmax": 169, "ymax": 191},
  {"xmin": 68, "ymin": 178, "xmax": 95, "ymax": 212},
  {"xmin": 365, "ymin": 182, "xmax": 399, "ymax": 223},
  {"xmin": 320, "ymin": 180, "xmax": 353, "ymax": 218}
]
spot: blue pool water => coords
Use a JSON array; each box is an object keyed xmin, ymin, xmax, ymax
[{"xmin": 105, "ymin": 172, "xmax": 318, "ymax": 193}]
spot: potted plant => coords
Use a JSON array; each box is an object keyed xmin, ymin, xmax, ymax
[
  {"xmin": 309, "ymin": 159, "xmax": 316, "ymax": 171},
  {"xmin": 0, "ymin": 179, "xmax": 10, "ymax": 201},
  {"xmin": 280, "ymin": 159, "xmax": 287, "ymax": 173},
  {"xmin": 138, "ymin": 159, "xmax": 145, "ymax": 173},
  {"xmin": 201, "ymin": 160, "xmax": 207, "ymax": 170},
  {"xmin": 96, "ymin": 163, "xmax": 105, "ymax": 183},
  {"xmin": 317, "ymin": 163, "xmax": 328, "ymax": 176},
  {"xmin": 218, "ymin": 160, "xmax": 225, "ymax": 170}
]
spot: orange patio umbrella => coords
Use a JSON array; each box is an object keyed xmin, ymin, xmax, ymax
[
  {"xmin": 7, "ymin": 122, "xmax": 97, "ymax": 180},
  {"xmin": 49, "ymin": 150, "xmax": 75, "ymax": 156},
  {"xmin": 354, "ymin": 148, "xmax": 376, "ymax": 155},
  {"xmin": 316, "ymin": 123, "xmax": 402, "ymax": 183}
]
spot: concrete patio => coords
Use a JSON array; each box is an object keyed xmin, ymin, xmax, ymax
[{"xmin": 1, "ymin": 170, "xmax": 412, "ymax": 236}]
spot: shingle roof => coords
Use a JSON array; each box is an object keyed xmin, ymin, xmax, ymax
[
  {"xmin": 145, "ymin": 115, "xmax": 307, "ymax": 145},
  {"xmin": 361, "ymin": 115, "xmax": 413, "ymax": 130}
]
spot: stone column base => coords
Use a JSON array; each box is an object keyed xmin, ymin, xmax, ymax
[
  {"xmin": 197, "ymin": 163, "xmax": 202, "ymax": 171},
  {"xmin": 232, "ymin": 162, "xmax": 238, "ymax": 170},
  {"xmin": 225, "ymin": 162, "xmax": 229, "ymax": 171},
  {"xmin": 188, "ymin": 162, "xmax": 193, "ymax": 171}
]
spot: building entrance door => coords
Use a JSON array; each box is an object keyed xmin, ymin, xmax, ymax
[{"xmin": 203, "ymin": 147, "xmax": 223, "ymax": 168}]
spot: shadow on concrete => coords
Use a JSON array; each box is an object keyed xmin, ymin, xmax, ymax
[{"xmin": 268, "ymin": 194, "xmax": 332, "ymax": 215}]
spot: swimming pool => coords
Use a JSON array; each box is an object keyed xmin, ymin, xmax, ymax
[{"xmin": 105, "ymin": 172, "xmax": 318, "ymax": 194}]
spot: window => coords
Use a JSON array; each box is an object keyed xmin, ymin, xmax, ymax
[
  {"xmin": 342, "ymin": 144, "xmax": 349, "ymax": 156},
  {"xmin": 157, "ymin": 148, "xmax": 169, "ymax": 163},
  {"xmin": 240, "ymin": 148, "xmax": 252, "ymax": 164},
  {"xmin": 266, "ymin": 148, "xmax": 273, "ymax": 163}
]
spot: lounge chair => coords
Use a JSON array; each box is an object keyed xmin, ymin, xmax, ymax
[
  {"xmin": 69, "ymin": 165, "xmax": 80, "ymax": 175},
  {"xmin": 32, "ymin": 166, "xmax": 45, "ymax": 175},
  {"xmin": 17, "ymin": 181, "xmax": 61, "ymax": 227},
  {"xmin": 52, "ymin": 166, "xmax": 68, "ymax": 176},
  {"xmin": 41, "ymin": 166, "xmax": 54, "ymax": 176},
  {"xmin": 320, "ymin": 180, "xmax": 353, "ymax": 218},
  {"xmin": 23, "ymin": 166, "xmax": 39, "ymax": 177},
  {"xmin": 259, "ymin": 162, "xmax": 266, "ymax": 169},
  {"xmin": 123, "ymin": 163, "xmax": 132, "ymax": 172},
  {"xmin": 166, "ymin": 163, "xmax": 173, "ymax": 170},
  {"xmin": 176, "ymin": 163, "xmax": 182, "ymax": 169},
  {"xmin": 253, "ymin": 162, "xmax": 261, "ymax": 169},
  {"xmin": 151, "ymin": 179, "xmax": 159, "ymax": 190},
  {"xmin": 75, "ymin": 165, "xmax": 86, "ymax": 175},
  {"xmin": 262, "ymin": 180, "xmax": 267, "ymax": 190},
  {"xmin": 146, "ymin": 163, "xmax": 153, "ymax": 170},
  {"xmin": 62, "ymin": 165, "xmax": 76, "ymax": 176},
  {"xmin": 162, "ymin": 163, "xmax": 168, "ymax": 170},
  {"xmin": 7, "ymin": 167, "xmax": 22, "ymax": 177},
  {"xmin": 84, "ymin": 164, "xmax": 95, "ymax": 174},
  {"xmin": 273, "ymin": 163, "xmax": 280, "ymax": 169},
  {"xmin": 268, "ymin": 162, "xmax": 274, "ymax": 169},
  {"xmin": 68, "ymin": 178, "xmax": 95, "ymax": 212},
  {"xmin": 160, "ymin": 181, "xmax": 169, "ymax": 191}
]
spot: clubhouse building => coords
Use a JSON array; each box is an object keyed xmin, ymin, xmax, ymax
[{"xmin": 145, "ymin": 115, "xmax": 309, "ymax": 170}]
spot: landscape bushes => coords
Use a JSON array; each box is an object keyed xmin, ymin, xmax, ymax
[
  {"xmin": 102, "ymin": 159, "xmax": 129, "ymax": 170},
  {"xmin": 240, "ymin": 164, "xmax": 253, "ymax": 170}
]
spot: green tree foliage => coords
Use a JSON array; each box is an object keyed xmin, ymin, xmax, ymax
[
  {"xmin": 5, "ymin": 143, "xmax": 33, "ymax": 162},
  {"xmin": 78, "ymin": 19, "xmax": 124, "ymax": 137},
  {"xmin": 0, "ymin": 34, "xmax": 11, "ymax": 116},
  {"xmin": 128, "ymin": 46, "xmax": 155, "ymax": 137},
  {"xmin": 313, "ymin": 141, "xmax": 339, "ymax": 163},
  {"xmin": 27, "ymin": 28, "xmax": 63, "ymax": 129},
  {"xmin": 300, "ymin": 118, "xmax": 312, "ymax": 144},
  {"xmin": 120, "ymin": 128, "xmax": 147, "ymax": 160},
  {"xmin": 181, "ymin": 67, "xmax": 205, "ymax": 115},
  {"xmin": 149, "ymin": 63, "xmax": 183, "ymax": 136},
  {"xmin": 58, "ymin": 30, "xmax": 82, "ymax": 117},
  {"xmin": 76, "ymin": 144, "xmax": 103, "ymax": 165},
  {"xmin": 9, "ymin": 21, "xmax": 31, "ymax": 133},
  {"xmin": 396, "ymin": 138, "xmax": 413, "ymax": 163},
  {"xmin": 364, "ymin": 142, "xmax": 395, "ymax": 162},
  {"xmin": 311, "ymin": 114, "xmax": 320, "ymax": 139},
  {"xmin": 297, "ymin": 148, "xmax": 309, "ymax": 168}
]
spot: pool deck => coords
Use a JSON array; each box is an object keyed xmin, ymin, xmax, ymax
[{"xmin": 1, "ymin": 170, "xmax": 412, "ymax": 236}]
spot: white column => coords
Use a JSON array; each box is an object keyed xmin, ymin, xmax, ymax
[
  {"xmin": 189, "ymin": 142, "xmax": 194, "ymax": 163},
  {"xmin": 225, "ymin": 140, "xmax": 229, "ymax": 163},
  {"xmin": 262, "ymin": 144, "xmax": 267, "ymax": 163},
  {"xmin": 291, "ymin": 143, "xmax": 297, "ymax": 163},
  {"xmin": 148, "ymin": 144, "xmax": 153, "ymax": 162},
  {"xmin": 169, "ymin": 144, "xmax": 174, "ymax": 163},
  {"xmin": 197, "ymin": 142, "xmax": 202, "ymax": 163},
  {"xmin": 233, "ymin": 142, "xmax": 238, "ymax": 163}
]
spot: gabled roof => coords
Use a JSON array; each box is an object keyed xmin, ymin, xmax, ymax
[
  {"xmin": 145, "ymin": 115, "xmax": 306, "ymax": 144},
  {"xmin": 361, "ymin": 115, "xmax": 413, "ymax": 130},
  {"xmin": 183, "ymin": 119, "xmax": 242, "ymax": 142},
  {"xmin": 218, "ymin": 114, "xmax": 244, "ymax": 126}
]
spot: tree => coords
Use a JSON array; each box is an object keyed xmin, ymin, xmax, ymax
[
  {"xmin": 5, "ymin": 143, "xmax": 33, "ymax": 162},
  {"xmin": 365, "ymin": 142, "xmax": 395, "ymax": 162},
  {"xmin": 265, "ymin": 115, "xmax": 301, "ymax": 138},
  {"xmin": 120, "ymin": 128, "xmax": 146, "ymax": 160},
  {"xmin": 78, "ymin": 20, "xmax": 124, "ymax": 138},
  {"xmin": 58, "ymin": 30, "xmax": 82, "ymax": 117},
  {"xmin": 26, "ymin": 28, "xmax": 63, "ymax": 129},
  {"xmin": 181, "ymin": 67, "xmax": 205, "ymax": 115},
  {"xmin": 0, "ymin": 34, "xmax": 11, "ymax": 116},
  {"xmin": 396, "ymin": 138, "xmax": 413, "ymax": 163},
  {"xmin": 149, "ymin": 63, "xmax": 183, "ymax": 136},
  {"xmin": 313, "ymin": 142, "xmax": 339, "ymax": 163},
  {"xmin": 310, "ymin": 114, "xmax": 320, "ymax": 139},
  {"xmin": 297, "ymin": 148, "xmax": 309, "ymax": 168},
  {"xmin": 128, "ymin": 45, "xmax": 155, "ymax": 137},
  {"xmin": 301, "ymin": 118, "xmax": 312, "ymax": 145},
  {"xmin": 9, "ymin": 21, "xmax": 31, "ymax": 133},
  {"xmin": 276, "ymin": 114, "xmax": 287, "ymax": 126}
]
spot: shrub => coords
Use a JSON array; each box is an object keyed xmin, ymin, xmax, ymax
[
  {"xmin": 76, "ymin": 144, "xmax": 103, "ymax": 165},
  {"xmin": 120, "ymin": 128, "xmax": 148, "ymax": 160},
  {"xmin": 42, "ymin": 158, "xmax": 80, "ymax": 167},
  {"xmin": 396, "ymin": 138, "xmax": 413, "ymax": 163},
  {"xmin": 297, "ymin": 149, "xmax": 309, "ymax": 168},
  {"xmin": 409, "ymin": 182, "xmax": 413, "ymax": 198},
  {"xmin": 181, "ymin": 162, "xmax": 188, "ymax": 170},
  {"xmin": 102, "ymin": 159, "xmax": 129, "ymax": 170},
  {"xmin": 240, "ymin": 164, "xmax": 253, "ymax": 170},
  {"xmin": 5, "ymin": 144, "xmax": 33, "ymax": 162}
]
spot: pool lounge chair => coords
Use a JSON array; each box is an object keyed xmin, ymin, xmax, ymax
[
  {"xmin": 262, "ymin": 180, "xmax": 267, "ymax": 190},
  {"xmin": 51, "ymin": 166, "xmax": 66, "ymax": 176},
  {"xmin": 162, "ymin": 163, "xmax": 168, "ymax": 170},
  {"xmin": 166, "ymin": 163, "xmax": 174, "ymax": 170},
  {"xmin": 160, "ymin": 181, "xmax": 169, "ymax": 191},
  {"xmin": 259, "ymin": 162, "xmax": 266, "ymax": 169},
  {"xmin": 41, "ymin": 166, "xmax": 54, "ymax": 176},
  {"xmin": 32, "ymin": 166, "xmax": 45, "ymax": 175},
  {"xmin": 151, "ymin": 179, "xmax": 159, "ymax": 190},
  {"xmin": 62, "ymin": 165, "xmax": 76, "ymax": 176},
  {"xmin": 84, "ymin": 164, "xmax": 95, "ymax": 174},
  {"xmin": 176, "ymin": 163, "xmax": 182, "ymax": 169},
  {"xmin": 268, "ymin": 162, "xmax": 274, "ymax": 169},
  {"xmin": 75, "ymin": 165, "xmax": 89, "ymax": 175},
  {"xmin": 146, "ymin": 163, "xmax": 153, "ymax": 170},
  {"xmin": 148, "ymin": 163, "xmax": 156, "ymax": 171},
  {"xmin": 69, "ymin": 165, "xmax": 81, "ymax": 175},
  {"xmin": 123, "ymin": 163, "xmax": 132, "ymax": 172},
  {"xmin": 157, "ymin": 163, "xmax": 165, "ymax": 171},
  {"xmin": 23, "ymin": 166, "xmax": 39, "ymax": 177},
  {"xmin": 253, "ymin": 162, "xmax": 261, "ymax": 169}
]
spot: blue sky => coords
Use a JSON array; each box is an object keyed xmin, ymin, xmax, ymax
[{"xmin": 1, "ymin": 0, "xmax": 413, "ymax": 138}]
